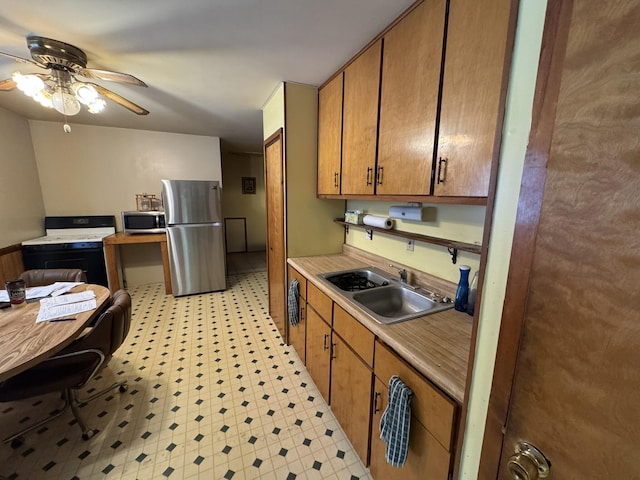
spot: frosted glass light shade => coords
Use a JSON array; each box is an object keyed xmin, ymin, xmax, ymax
[{"xmin": 52, "ymin": 90, "xmax": 81, "ymax": 115}]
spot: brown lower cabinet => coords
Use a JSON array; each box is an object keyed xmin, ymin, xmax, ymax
[
  {"xmin": 288, "ymin": 268, "xmax": 458, "ymax": 478},
  {"xmin": 305, "ymin": 307, "xmax": 331, "ymax": 403}
]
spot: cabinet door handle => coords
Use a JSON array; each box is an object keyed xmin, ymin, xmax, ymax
[
  {"xmin": 437, "ymin": 157, "xmax": 447, "ymax": 184},
  {"xmin": 299, "ymin": 305, "xmax": 305, "ymax": 321},
  {"xmin": 366, "ymin": 167, "xmax": 373, "ymax": 186},
  {"xmin": 333, "ymin": 172, "xmax": 339, "ymax": 188},
  {"xmin": 323, "ymin": 333, "xmax": 329, "ymax": 351},
  {"xmin": 374, "ymin": 391, "xmax": 382, "ymax": 413},
  {"xmin": 331, "ymin": 342, "xmax": 337, "ymax": 359},
  {"xmin": 376, "ymin": 166, "xmax": 383, "ymax": 185}
]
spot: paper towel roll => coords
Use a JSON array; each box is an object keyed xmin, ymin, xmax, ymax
[{"xmin": 362, "ymin": 215, "xmax": 394, "ymax": 230}]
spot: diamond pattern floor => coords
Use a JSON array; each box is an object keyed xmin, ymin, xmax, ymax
[{"xmin": 0, "ymin": 272, "xmax": 372, "ymax": 479}]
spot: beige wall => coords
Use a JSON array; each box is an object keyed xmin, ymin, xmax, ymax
[
  {"xmin": 29, "ymin": 121, "xmax": 222, "ymax": 287},
  {"xmin": 0, "ymin": 108, "xmax": 45, "ymax": 248},
  {"xmin": 283, "ymin": 83, "xmax": 344, "ymax": 257},
  {"xmin": 221, "ymin": 153, "xmax": 266, "ymax": 252},
  {"xmin": 346, "ymin": 200, "xmax": 484, "ymax": 284},
  {"xmin": 262, "ymin": 83, "xmax": 285, "ymax": 139}
]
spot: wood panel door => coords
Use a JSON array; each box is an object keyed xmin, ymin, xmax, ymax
[
  {"xmin": 330, "ymin": 334, "xmax": 373, "ymax": 465},
  {"xmin": 377, "ymin": 0, "xmax": 446, "ymax": 196},
  {"xmin": 305, "ymin": 307, "xmax": 332, "ymax": 403},
  {"xmin": 264, "ymin": 130, "xmax": 287, "ymax": 341},
  {"xmin": 317, "ymin": 73, "xmax": 343, "ymax": 195},
  {"xmin": 483, "ymin": 1, "xmax": 640, "ymax": 478},
  {"xmin": 435, "ymin": 0, "xmax": 516, "ymax": 197},
  {"xmin": 341, "ymin": 40, "xmax": 382, "ymax": 195}
]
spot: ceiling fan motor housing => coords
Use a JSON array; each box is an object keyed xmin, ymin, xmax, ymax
[{"xmin": 27, "ymin": 35, "xmax": 87, "ymax": 72}]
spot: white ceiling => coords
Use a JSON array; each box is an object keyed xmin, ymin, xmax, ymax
[{"xmin": 0, "ymin": 0, "xmax": 414, "ymax": 154}]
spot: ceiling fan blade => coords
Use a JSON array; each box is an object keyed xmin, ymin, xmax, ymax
[
  {"xmin": 77, "ymin": 67, "xmax": 147, "ymax": 87},
  {"xmin": 0, "ymin": 78, "xmax": 17, "ymax": 91},
  {"xmin": 0, "ymin": 51, "xmax": 45, "ymax": 68},
  {"xmin": 90, "ymin": 83, "xmax": 149, "ymax": 115}
]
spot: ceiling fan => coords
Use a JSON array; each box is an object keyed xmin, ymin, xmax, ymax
[{"xmin": 0, "ymin": 35, "xmax": 149, "ymax": 118}]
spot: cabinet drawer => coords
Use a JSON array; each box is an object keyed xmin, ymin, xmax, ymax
[
  {"xmin": 374, "ymin": 340, "xmax": 456, "ymax": 451},
  {"xmin": 288, "ymin": 266, "xmax": 307, "ymax": 300},
  {"xmin": 333, "ymin": 304, "xmax": 374, "ymax": 367},
  {"xmin": 307, "ymin": 282, "xmax": 333, "ymax": 324}
]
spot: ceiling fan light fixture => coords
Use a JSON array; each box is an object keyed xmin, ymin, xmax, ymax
[
  {"xmin": 87, "ymin": 98, "xmax": 106, "ymax": 114},
  {"xmin": 52, "ymin": 88, "xmax": 81, "ymax": 116},
  {"xmin": 72, "ymin": 82, "xmax": 98, "ymax": 105},
  {"xmin": 33, "ymin": 89, "xmax": 53, "ymax": 108},
  {"xmin": 12, "ymin": 72, "xmax": 45, "ymax": 97}
]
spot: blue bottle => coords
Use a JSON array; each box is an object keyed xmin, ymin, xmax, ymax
[{"xmin": 454, "ymin": 265, "xmax": 471, "ymax": 312}]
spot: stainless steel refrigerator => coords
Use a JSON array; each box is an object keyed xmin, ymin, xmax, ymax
[{"xmin": 161, "ymin": 179, "xmax": 226, "ymax": 296}]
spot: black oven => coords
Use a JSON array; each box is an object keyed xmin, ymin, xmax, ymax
[{"xmin": 21, "ymin": 215, "xmax": 116, "ymax": 287}]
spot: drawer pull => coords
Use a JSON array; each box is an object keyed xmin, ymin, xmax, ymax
[{"xmin": 374, "ymin": 391, "xmax": 382, "ymax": 413}]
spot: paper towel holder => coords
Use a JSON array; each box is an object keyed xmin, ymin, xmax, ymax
[{"xmin": 389, "ymin": 203, "xmax": 424, "ymax": 221}]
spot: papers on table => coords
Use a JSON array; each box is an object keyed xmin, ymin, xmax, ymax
[
  {"xmin": 28, "ymin": 282, "xmax": 84, "ymax": 299},
  {"xmin": 36, "ymin": 290, "xmax": 97, "ymax": 323},
  {"xmin": 0, "ymin": 282, "xmax": 84, "ymax": 303}
]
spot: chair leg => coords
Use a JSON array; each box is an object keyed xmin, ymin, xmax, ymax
[
  {"xmin": 77, "ymin": 379, "xmax": 128, "ymax": 404},
  {"xmin": 66, "ymin": 390, "xmax": 96, "ymax": 440},
  {"xmin": 2, "ymin": 393, "xmax": 70, "ymax": 446}
]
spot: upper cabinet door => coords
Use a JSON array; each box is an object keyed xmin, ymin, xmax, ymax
[
  {"xmin": 317, "ymin": 73, "xmax": 344, "ymax": 196},
  {"xmin": 435, "ymin": 0, "xmax": 515, "ymax": 197},
  {"xmin": 377, "ymin": 0, "xmax": 446, "ymax": 196},
  {"xmin": 340, "ymin": 40, "xmax": 382, "ymax": 195}
]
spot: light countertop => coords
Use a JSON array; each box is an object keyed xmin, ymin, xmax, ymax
[{"xmin": 288, "ymin": 253, "xmax": 472, "ymax": 403}]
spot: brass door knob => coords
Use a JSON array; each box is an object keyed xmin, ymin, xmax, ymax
[{"xmin": 507, "ymin": 442, "xmax": 550, "ymax": 480}]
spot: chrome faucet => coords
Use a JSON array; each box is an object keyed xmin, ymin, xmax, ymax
[{"xmin": 389, "ymin": 264, "xmax": 408, "ymax": 283}]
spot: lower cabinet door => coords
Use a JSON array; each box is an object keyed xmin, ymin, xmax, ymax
[
  {"xmin": 288, "ymin": 299, "xmax": 306, "ymax": 364},
  {"xmin": 330, "ymin": 334, "xmax": 373, "ymax": 465},
  {"xmin": 306, "ymin": 307, "xmax": 332, "ymax": 403},
  {"xmin": 369, "ymin": 377, "xmax": 451, "ymax": 480}
]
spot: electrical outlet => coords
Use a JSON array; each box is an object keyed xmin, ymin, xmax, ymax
[{"xmin": 406, "ymin": 240, "xmax": 414, "ymax": 252}]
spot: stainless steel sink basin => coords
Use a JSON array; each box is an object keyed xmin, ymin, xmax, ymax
[
  {"xmin": 352, "ymin": 285, "xmax": 453, "ymax": 324},
  {"xmin": 317, "ymin": 266, "xmax": 453, "ymax": 325}
]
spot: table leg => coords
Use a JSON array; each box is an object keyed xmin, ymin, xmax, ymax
[{"xmin": 103, "ymin": 243, "xmax": 121, "ymax": 292}]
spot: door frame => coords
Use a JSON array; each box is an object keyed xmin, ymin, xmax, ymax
[{"xmin": 477, "ymin": 0, "xmax": 574, "ymax": 478}]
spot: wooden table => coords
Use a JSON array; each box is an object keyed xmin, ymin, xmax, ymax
[
  {"xmin": 103, "ymin": 232, "xmax": 172, "ymax": 294},
  {"xmin": 0, "ymin": 284, "xmax": 111, "ymax": 383}
]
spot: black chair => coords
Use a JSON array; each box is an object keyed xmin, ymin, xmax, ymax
[
  {"xmin": 0, "ymin": 290, "xmax": 132, "ymax": 446},
  {"xmin": 19, "ymin": 268, "xmax": 87, "ymax": 286}
]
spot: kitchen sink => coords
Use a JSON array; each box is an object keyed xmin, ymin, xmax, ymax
[{"xmin": 317, "ymin": 267, "xmax": 453, "ymax": 325}]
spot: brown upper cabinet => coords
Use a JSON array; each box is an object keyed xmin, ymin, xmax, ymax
[
  {"xmin": 317, "ymin": 0, "xmax": 515, "ymax": 202},
  {"xmin": 340, "ymin": 40, "xmax": 382, "ymax": 195},
  {"xmin": 317, "ymin": 73, "xmax": 343, "ymax": 195},
  {"xmin": 435, "ymin": 0, "xmax": 514, "ymax": 197},
  {"xmin": 377, "ymin": 0, "xmax": 446, "ymax": 196}
]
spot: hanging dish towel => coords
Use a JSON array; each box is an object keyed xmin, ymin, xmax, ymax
[
  {"xmin": 287, "ymin": 278, "xmax": 299, "ymax": 327},
  {"xmin": 380, "ymin": 375, "xmax": 413, "ymax": 467}
]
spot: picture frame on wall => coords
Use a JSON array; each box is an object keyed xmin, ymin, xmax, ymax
[{"xmin": 242, "ymin": 177, "xmax": 256, "ymax": 194}]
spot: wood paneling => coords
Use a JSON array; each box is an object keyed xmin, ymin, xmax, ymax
[
  {"xmin": 330, "ymin": 334, "xmax": 373, "ymax": 465},
  {"xmin": 341, "ymin": 40, "xmax": 382, "ymax": 195},
  {"xmin": 264, "ymin": 130, "xmax": 287, "ymax": 341},
  {"xmin": 436, "ymin": 0, "xmax": 516, "ymax": 197},
  {"xmin": 317, "ymin": 73, "xmax": 343, "ymax": 195},
  {"xmin": 485, "ymin": 0, "xmax": 640, "ymax": 478},
  {"xmin": 0, "ymin": 244, "xmax": 24, "ymax": 285},
  {"xmin": 377, "ymin": 0, "xmax": 446, "ymax": 196}
]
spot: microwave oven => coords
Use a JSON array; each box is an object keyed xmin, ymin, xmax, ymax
[{"xmin": 122, "ymin": 211, "xmax": 166, "ymax": 234}]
